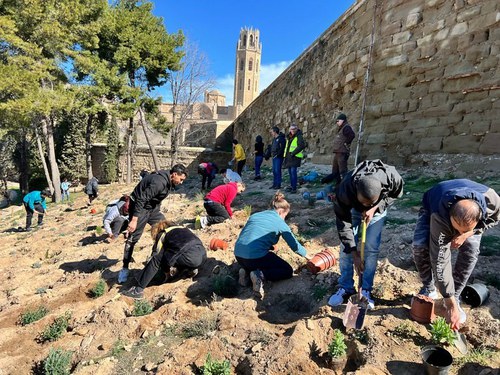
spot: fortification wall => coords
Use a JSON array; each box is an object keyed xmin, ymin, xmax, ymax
[{"xmin": 233, "ymin": 0, "xmax": 499, "ymax": 170}]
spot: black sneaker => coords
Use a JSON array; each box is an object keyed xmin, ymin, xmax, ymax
[{"xmin": 122, "ymin": 286, "xmax": 144, "ymax": 299}]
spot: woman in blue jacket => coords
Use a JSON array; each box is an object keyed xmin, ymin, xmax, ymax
[
  {"xmin": 22, "ymin": 189, "xmax": 51, "ymax": 231},
  {"xmin": 234, "ymin": 192, "xmax": 311, "ymax": 299}
]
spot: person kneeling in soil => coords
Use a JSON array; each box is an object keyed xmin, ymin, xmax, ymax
[
  {"xmin": 195, "ymin": 182, "xmax": 245, "ymax": 229},
  {"xmin": 412, "ymin": 179, "xmax": 500, "ymax": 330},
  {"xmin": 234, "ymin": 192, "xmax": 312, "ymax": 299},
  {"xmin": 102, "ymin": 196, "xmax": 130, "ymax": 241},
  {"xmin": 122, "ymin": 220, "xmax": 207, "ymax": 299}
]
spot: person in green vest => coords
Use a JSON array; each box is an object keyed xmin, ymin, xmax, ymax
[{"xmin": 283, "ymin": 124, "xmax": 306, "ymax": 193}]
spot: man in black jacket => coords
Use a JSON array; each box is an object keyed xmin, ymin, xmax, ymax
[
  {"xmin": 269, "ymin": 126, "xmax": 286, "ymax": 189},
  {"xmin": 118, "ymin": 164, "xmax": 188, "ymax": 283},
  {"xmin": 328, "ymin": 160, "xmax": 404, "ymax": 309}
]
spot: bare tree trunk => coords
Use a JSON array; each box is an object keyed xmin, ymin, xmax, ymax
[
  {"xmin": 43, "ymin": 116, "xmax": 62, "ymax": 202},
  {"xmin": 85, "ymin": 114, "xmax": 94, "ymax": 180},
  {"xmin": 126, "ymin": 117, "xmax": 134, "ymax": 183},
  {"xmin": 34, "ymin": 123, "xmax": 54, "ymax": 194},
  {"xmin": 138, "ymin": 107, "xmax": 160, "ymax": 171},
  {"xmin": 18, "ymin": 132, "xmax": 29, "ymax": 194}
]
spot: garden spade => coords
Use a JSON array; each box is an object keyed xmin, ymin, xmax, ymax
[
  {"xmin": 454, "ymin": 330, "xmax": 468, "ymax": 354},
  {"xmin": 343, "ymin": 220, "xmax": 368, "ymax": 329}
]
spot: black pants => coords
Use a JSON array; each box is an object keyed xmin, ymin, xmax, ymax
[
  {"xmin": 204, "ymin": 201, "xmax": 230, "ymax": 225},
  {"xmin": 111, "ymin": 217, "xmax": 129, "ymax": 237},
  {"xmin": 236, "ymin": 252, "xmax": 293, "ymax": 281},
  {"xmin": 236, "ymin": 159, "xmax": 246, "ymax": 176},
  {"xmin": 201, "ymin": 173, "xmax": 215, "ymax": 190},
  {"xmin": 24, "ymin": 203, "xmax": 44, "ymax": 229},
  {"xmin": 331, "ymin": 152, "xmax": 350, "ymax": 187},
  {"xmin": 123, "ymin": 204, "xmax": 165, "ymax": 268},
  {"xmin": 136, "ymin": 243, "xmax": 207, "ymax": 288}
]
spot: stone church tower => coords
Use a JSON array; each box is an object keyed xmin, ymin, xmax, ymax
[{"xmin": 233, "ymin": 27, "xmax": 261, "ymax": 115}]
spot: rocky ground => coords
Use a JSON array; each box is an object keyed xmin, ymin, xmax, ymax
[{"xmin": 0, "ymin": 162, "xmax": 499, "ymax": 375}]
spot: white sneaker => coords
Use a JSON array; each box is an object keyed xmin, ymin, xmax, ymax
[
  {"xmin": 328, "ymin": 287, "xmax": 350, "ymax": 307},
  {"xmin": 238, "ymin": 268, "xmax": 249, "ymax": 287},
  {"xmin": 118, "ymin": 268, "xmax": 129, "ymax": 284},
  {"xmin": 200, "ymin": 216, "xmax": 208, "ymax": 228},
  {"xmin": 361, "ymin": 289, "xmax": 375, "ymax": 309},
  {"xmin": 418, "ymin": 286, "xmax": 439, "ymax": 299},
  {"xmin": 250, "ymin": 270, "xmax": 264, "ymax": 300}
]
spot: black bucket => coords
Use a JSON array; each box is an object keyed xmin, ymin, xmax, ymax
[
  {"xmin": 421, "ymin": 345, "xmax": 453, "ymax": 375},
  {"xmin": 461, "ymin": 283, "xmax": 490, "ymax": 307}
]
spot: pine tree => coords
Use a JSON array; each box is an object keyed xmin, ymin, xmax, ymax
[
  {"xmin": 102, "ymin": 118, "xmax": 120, "ymax": 183},
  {"xmin": 58, "ymin": 113, "xmax": 87, "ymax": 180}
]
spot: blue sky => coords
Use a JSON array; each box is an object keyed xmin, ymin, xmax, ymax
[{"xmin": 151, "ymin": 1, "xmax": 355, "ymax": 104}]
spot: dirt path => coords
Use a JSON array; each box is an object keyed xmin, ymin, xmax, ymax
[{"xmin": 0, "ymin": 164, "xmax": 499, "ymax": 374}]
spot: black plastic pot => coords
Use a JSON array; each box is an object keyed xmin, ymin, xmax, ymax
[
  {"xmin": 461, "ymin": 283, "xmax": 490, "ymax": 307},
  {"xmin": 421, "ymin": 345, "xmax": 453, "ymax": 375}
]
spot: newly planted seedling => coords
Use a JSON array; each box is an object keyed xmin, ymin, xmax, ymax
[
  {"xmin": 19, "ymin": 306, "xmax": 48, "ymax": 326},
  {"xmin": 132, "ymin": 299, "xmax": 153, "ymax": 316},
  {"xmin": 89, "ymin": 279, "xmax": 106, "ymax": 298},
  {"xmin": 43, "ymin": 348, "xmax": 72, "ymax": 375},
  {"xmin": 41, "ymin": 312, "xmax": 71, "ymax": 342},
  {"xmin": 429, "ymin": 317, "xmax": 455, "ymax": 345},
  {"xmin": 328, "ymin": 329, "xmax": 347, "ymax": 358},
  {"xmin": 202, "ymin": 353, "xmax": 231, "ymax": 375}
]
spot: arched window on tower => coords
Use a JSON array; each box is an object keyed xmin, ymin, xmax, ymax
[
  {"xmin": 256, "ymin": 59, "xmax": 259, "ymax": 72},
  {"xmin": 239, "ymin": 59, "xmax": 244, "ymax": 71},
  {"xmin": 242, "ymin": 35, "xmax": 246, "ymax": 47},
  {"xmin": 249, "ymin": 58, "xmax": 253, "ymax": 71},
  {"xmin": 250, "ymin": 35, "xmax": 254, "ymax": 46},
  {"xmin": 247, "ymin": 79, "xmax": 251, "ymax": 90}
]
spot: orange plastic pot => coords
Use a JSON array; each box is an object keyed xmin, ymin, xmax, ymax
[
  {"xmin": 306, "ymin": 249, "xmax": 336, "ymax": 274},
  {"xmin": 90, "ymin": 208, "xmax": 97, "ymax": 214},
  {"xmin": 410, "ymin": 294, "xmax": 436, "ymax": 324},
  {"xmin": 210, "ymin": 238, "xmax": 228, "ymax": 251}
]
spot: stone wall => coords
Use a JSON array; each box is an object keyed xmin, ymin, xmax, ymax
[{"xmin": 233, "ymin": 0, "xmax": 499, "ymax": 171}]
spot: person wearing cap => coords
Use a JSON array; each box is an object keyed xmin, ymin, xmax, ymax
[
  {"xmin": 322, "ymin": 113, "xmax": 355, "ymax": 188},
  {"xmin": 269, "ymin": 126, "xmax": 286, "ymax": 189},
  {"xmin": 412, "ymin": 179, "xmax": 500, "ymax": 330},
  {"xmin": 328, "ymin": 159, "xmax": 403, "ymax": 309},
  {"xmin": 283, "ymin": 124, "xmax": 306, "ymax": 194},
  {"xmin": 22, "ymin": 188, "xmax": 52, "ymax": 231}
]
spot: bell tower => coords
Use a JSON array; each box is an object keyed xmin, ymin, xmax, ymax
[{"xmin": 233, "ymin": 27, "xmax": 261, "ymax": 114}]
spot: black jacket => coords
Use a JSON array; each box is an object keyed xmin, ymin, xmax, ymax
[
  {"xmin": 130, "ymin": 170, "xmax": 171, "ymax": 218},
  {"xmin": 334, "ymin": 159, "xmax": 404, "ymax": 253},
  {"xmin": 271, "ymin": 132, "xmax": 286, "ymax": 158}
]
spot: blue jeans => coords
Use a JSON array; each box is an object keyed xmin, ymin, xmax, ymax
[
  {"xmin": 61, "ymin": 190, "xmax": 70, "ymax": 201},
  {"xmin": 288, "ymin": 167, "xmax": 298, "ymax": 189},
  {"xmin": 272, "ymin": 157, "xmax": 283, "ymax": 187},
  {"xmin": 255, "ymin": 156, "xmax": 264, "ymax": 177},
  {"xmin": 338, "ymin": 209, "xmax": 387, "ymax": 293}
]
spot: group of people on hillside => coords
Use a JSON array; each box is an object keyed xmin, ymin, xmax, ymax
[{"xmin": 20, "ymin": 112, "xmax": 499, "ymax": 331}]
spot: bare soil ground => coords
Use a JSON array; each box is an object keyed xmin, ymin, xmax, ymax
[{"xmin": 0, "ymin": 163, "xmax": 499, "ymax": 375}]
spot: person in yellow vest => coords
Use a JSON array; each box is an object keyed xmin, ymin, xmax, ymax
[
  {"xmin": 231, "ymin": 139, "xmax": 246, "ymax": 176},
  {"xmin": 283, "ymin": 124, "xmax": 306, "ymax": 193}
]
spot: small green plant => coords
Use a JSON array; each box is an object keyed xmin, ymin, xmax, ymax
[
  {"xmin": 89, "ymin": 279, "xmax": 106, "ymax": 298},
  {"xmin": 41, "ymin": 312, "xmax": 71, "ymax": 342},
  {"xmin": 311, "ymin": 284, "xmax": 329, "ymax": 301},
  {"xmin": 242, "ymin": 205, "xmax": 252, "ymax": 218},
  {"xmin": 202, "ymin": 353, "xmax": 231, "ymax": 375},
  {"xmin": 392, "ymin": 321, "xmax": 417, "ymax": 339},
  {"xmin": 248, "ymin": 329, "xmax": 273, "ymax": 345},
  {"xmin": 180, "ymin": 314, "xmax": 218, "ymax": 339},
  {"xmin": 43, "ymin": 348, "xmax": 72, "ymax": 375},
  {"xmin": 132, "ymin": 299, "xmax": 153, "ymax": 316},
  {"xmin": 19, "ymin": 306, "xmax": 49, "ymax": 325},
  {"xmin": 110, "ymin": 339, "xmax": 127, "ymax": 357},
  {"xmin": 212, "ymin": 274, "xmax": 238, "ymax": 297},
  {"xmin": 95, "ymin": 225, "xmax": 103, "ymax": 235},
  {"xmin": 328, "ymin": 329, "xmax": 347, "ymax": 358},
  {"xmin": 429, "ymin": 317, "xmax": 455, "ymax": 345},
  {"xmin": 454, "ymin": 346, "xmax": 495, "ymax": 367}
]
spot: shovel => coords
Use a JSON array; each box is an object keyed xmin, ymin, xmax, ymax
[
  {"xmin": 454, "ymin": 330, "xmax": 468, "ymax": 354},
  {"xmin": 343, "ymin": 220, "xmax": 368, "ymax": 329}
]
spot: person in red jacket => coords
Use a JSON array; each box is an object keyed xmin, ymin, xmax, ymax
[{"xmin": 196, "ymin": 182, "xmax": 245, "ymax": 228}]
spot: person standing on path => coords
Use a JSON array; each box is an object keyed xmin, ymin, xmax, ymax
[
  {"xmin": 269, "ymin": 126, "xmax": 286, "ymax": 189},
  {"xmin": 85, "ymin": 177, "xmax": 99, "ymax": 206},
  {"xmin": 60, "ymin": 178, "xmax": 71, "ymax": 202},
  {"xmin": 117, "ymin": 164, "xmax": 188, "ymax": 284},
  {"xmin": 231, "ymin": 139, "xmax": 246, "ymax": 176},
  {"xmin": 283, "ymin": 124, "xmax": 306, "ymax": 194}
]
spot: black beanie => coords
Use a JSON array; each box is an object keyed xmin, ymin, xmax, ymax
[{"xmin": 336, "ymin": 113, "xmax": 347, "ymax": 121}]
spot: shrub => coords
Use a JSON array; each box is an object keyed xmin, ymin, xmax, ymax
[
  {"xmin": 132, "ymin": 300, "xmax": 153, "ymax": 316},
  {"xmin": 89, "ymin": 279, "xmax": 106, "ymax": 298},
  {"xmin": 41, "ymin": 312, "xmax": 71, "ymax": 342},
  {"xmin": 311, "ymin": 284, "xmax": 329, "ymax": 301},
  {"xmin": 180, "ymin": 314, "xmax": 218, "ymax": 339},
  {"xmin": 202, "ymin": 353, "xmax": 231, "ymax": 375},
  {"xmin": 19, "ymin": 306, "xmax": 48, "ymax": 326},
  {"xmin": 43, "ymin": 348, "xmax": 72, "ymax": 375},
  {"xmin": 429, "ymin": 317, "xmax": 455, "ymax": 345},
  {"xmin": 328, "ymin": 329, "xmax": 347, "ymax": 358}
]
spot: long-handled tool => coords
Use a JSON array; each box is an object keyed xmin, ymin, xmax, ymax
[{"xmin": 343, "ymin": 220, "xmax": 368, "ymax": 329}]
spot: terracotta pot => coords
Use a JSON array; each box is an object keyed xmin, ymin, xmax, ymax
[
  {"xmin": 410, "ymin": 294, "xmax": 436, "ymax": 324},
  {"xmin": 210, "ymin": 238, "xmax": 228, "ymax": 251},
  {"xmin": 90, "ymin": 208, "xmax": 97, "ymax": 214},
  {"xmin": 306, "ymin": 249, "xmax": 336, "ymax": 274},
  {"xmin": 421, "ymin": 345, "xmax": 453, "ymax": 375}
]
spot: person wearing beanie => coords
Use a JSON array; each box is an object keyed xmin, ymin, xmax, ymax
[
  {"xmin": 322, "ymin": 113, "xmax": 355, "ymax": 188},
  {"xmin": 328, "ymin": 159, "xmax": 403, "ymax": 310}
]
